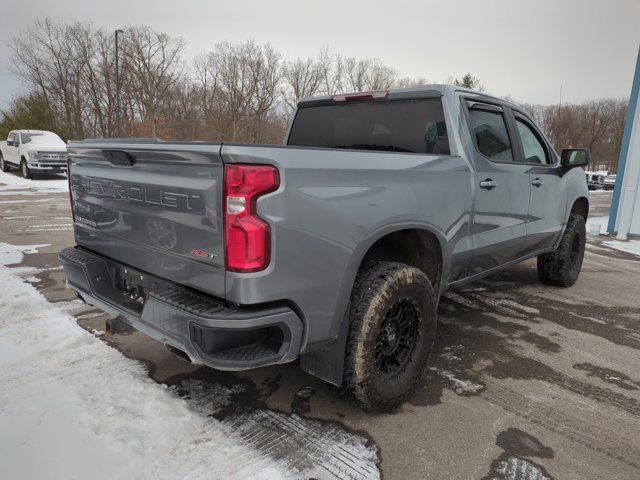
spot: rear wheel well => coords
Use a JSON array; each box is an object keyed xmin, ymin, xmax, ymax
[
  {"xmin": 570, "ymin": 197, "xmax": 589, "ymax": 220},
  {"xmin": 298, "ymin": 228, "xmax": 443, "ymax": 387},
  {"xmin": 360, "ymin": 229, "xmax": 443, "ymax": 292}
]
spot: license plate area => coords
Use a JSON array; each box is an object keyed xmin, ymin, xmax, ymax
[{"xmin": 117, "ymin": 265, "xmax": 151, "ymax": 305}]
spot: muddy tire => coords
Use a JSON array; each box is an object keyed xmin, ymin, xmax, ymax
[
  {"xmin": 21, "ymin": 159, "xmax": 33, "ymax": 179},
  {"xmin": 0, "ymin": 155, "xmax": 9, "ymax": 172},
  {"xmin": 343, "ymin": 261, "xmax": 437, "ymax": 411},
  {"xmin": 537, "ymin": 214, "xmax": 586, "ymax": 287}
]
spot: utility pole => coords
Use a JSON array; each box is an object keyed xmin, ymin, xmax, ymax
[
  {"xmin": 559, "ymin": 84, "xmax": 563, "ymax": 108},
  {"xmin": 115, "ymin": 29, "xmax": 124, "ymax": 138},
  {"xmin": 556, "ymin": 84, "xmax": 563, "ymax": 147}
]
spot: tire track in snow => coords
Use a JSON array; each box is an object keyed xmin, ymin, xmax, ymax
[{"xmin": 172, "ymin": 378, "xmax": 381, "ymax": 480}]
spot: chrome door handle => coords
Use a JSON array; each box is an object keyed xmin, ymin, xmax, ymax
[
  {"xmin": 531, "ymin": 178, "xmax": 544, "ymax": 187},
  {"xmin": 479, "ymin": 179, "xmax": 497, "ymax": 190}
]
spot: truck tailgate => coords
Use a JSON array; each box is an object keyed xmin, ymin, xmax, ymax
[{"xmin": 67, "ymin": 140, "xmax": 226, "ymax": 299}]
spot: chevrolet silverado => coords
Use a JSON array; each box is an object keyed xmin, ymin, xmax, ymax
[{"xmin": 59, "ymin": 85, "xmax": 590, "ymax": 410}]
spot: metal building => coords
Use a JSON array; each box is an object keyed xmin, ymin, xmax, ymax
[{"xmin": 608, "ymin": 47, "xmax": 640, "ymax": 239}]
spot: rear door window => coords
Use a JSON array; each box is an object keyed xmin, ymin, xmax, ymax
[
  {"xmin": 288, "ymin": 98, "xmax": 450, "ymax": 155},
  {"xmin": 467, "ymin": 106, "xmax": 513, "ymax": 162}
]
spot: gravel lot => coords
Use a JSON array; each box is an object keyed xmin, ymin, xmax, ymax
[{"xmin": 1, "ymin": 172, "xmax": 639, "ymax": 480}]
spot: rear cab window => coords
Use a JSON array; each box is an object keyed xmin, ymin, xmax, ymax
[{"xmin": 287, "ymin": 98, "xmax": 450, "ymax": 155}]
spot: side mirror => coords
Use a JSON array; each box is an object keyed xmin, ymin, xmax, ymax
[
  {"xmin": 6, "ymin": 141, "xmax": 14, "ymax": 147},
  {"xmin": 561, "ymin": 148, "xmax": 591, "ymax": 168}
]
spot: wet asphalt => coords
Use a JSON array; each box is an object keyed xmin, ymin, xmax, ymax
[{"xmin": 1, "ymin": 173, "xmax": 638, "ymax": 480}]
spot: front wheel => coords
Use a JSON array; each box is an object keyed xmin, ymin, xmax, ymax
[
  {"xmin": 343, "ymin": 261, "xmax": 437, "ymax": 411},
  {"xmin": 537, "ymin": 214, "xmax": 586, "ymax": 287},
  {"xmin": 21, "ymin": 159, "xmax": 33, "ymax": 179},
  {"xmin": 0, "ymin": 155, "xmax": 9, "ymax": 172}
]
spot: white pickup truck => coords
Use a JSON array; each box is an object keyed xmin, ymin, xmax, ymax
[{"xmin": 0, "ymin": 129, "xmax": 68, "ymax": 178}]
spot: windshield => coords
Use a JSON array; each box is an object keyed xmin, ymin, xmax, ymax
[
  {"xmin": 288, "ymin": 98, "xmax": 450, "ymax": 155},
  {"xmin": 21, "ymin": 132, "xmax": 64, "ymax": 145}
]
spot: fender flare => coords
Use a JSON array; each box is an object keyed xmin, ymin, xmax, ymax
[{"xmin": 299, "ymin": 220, "xmax": 448, "ymax": 386}]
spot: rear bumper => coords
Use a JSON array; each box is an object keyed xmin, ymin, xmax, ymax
[{"xmin": 58, "ymin": 246, "xmax": 303, "ymax": 370}]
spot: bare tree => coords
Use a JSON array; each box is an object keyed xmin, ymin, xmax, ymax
[
  {"xmin": 248, "ymin": 44, "xmax": 282, "ymax": 142},
  {"xmin": 317, "ymin": 47, "xmax": 343, "ymax": 95},
  {"xmin": 210, "ymin": 41, "xmax": 261, "ymax": 141},
  {"xmin": 394, "ymin": 76, "xmax": 430, "ymax": 89},
  {"xmin": 522, "ymin": 98, "xmax": 628, "ymax": 172},
  {"xmin": 281, "ymin": 57, "xmax": 323, "ymax": 111},
  {"xmin": 121, "ymin": 25, "xmax": 185, "ymax": 137},
  {"xmin": 74, "ymin": 26, "xmax": 118, "ymax": 137},
  {"xmin": 10, "ymin": 19, "xmax": 87, "ymax": 137},
  {"xmin": 342, "ymin": 57, "xmax": 397, "ymax": 92}
]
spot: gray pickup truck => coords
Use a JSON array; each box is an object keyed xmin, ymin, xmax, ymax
[{"xmin": 59, "ymin": 85, "xmax": 590, "ymax": 410}]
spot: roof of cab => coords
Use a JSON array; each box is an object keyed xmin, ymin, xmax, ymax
[
  {"xmin": 297, "ymin": 83, "xmax": 522, "ymax": 110},
  {"xmin": 12, "ymin": 129, "xmax": 54, "ymax": 134}
]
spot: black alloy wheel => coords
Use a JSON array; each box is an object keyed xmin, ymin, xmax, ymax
[{"xmin": 374, "ymin": 299, "xmax": 420, "ymax": 377}]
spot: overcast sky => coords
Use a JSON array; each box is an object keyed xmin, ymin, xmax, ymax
[{"xmin": 1, "ymin": 0, "xmax": 639, "ymax": 109}]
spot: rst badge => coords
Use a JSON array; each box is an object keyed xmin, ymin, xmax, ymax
[{"xmin": 190, "ymin": 248, "xmax": 217, "ymax": 260}]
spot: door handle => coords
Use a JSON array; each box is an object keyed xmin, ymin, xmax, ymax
[
  {"xmin": 479, "ymin": 179, "xmax": 497, "ymax": 190},
  {"xmin": 531, "ymin": 178, "xmax": 544, "ymax": 187}
]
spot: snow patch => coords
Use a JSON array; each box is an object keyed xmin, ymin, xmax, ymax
[
  {"xmin": 0, "ymin": 171, "xmax": 68, "ymax": 194},
  {"xmin": 488, "ymin": 456, "xmax": 551, "ymax": 480},
  {"xmin": 174, "ymin": 379, "xmax": 381, "ymax": 479},
  {"xmin": 602, "ymin": 239, "xmax": 640, "ymax": 257},
  {"xmin": 587, "ymin": 216, "xmax": 610, "ymax": 235},
  {"xmin": 0, "ymin": 242, "xmax": 50, "ymax": 266},
  {"xmin": 0, "ymin": 197, "xmax": 55, "ymax": 204},
  {"xmin": 443, "ymin": 291, "xmax": 480, "ymax": 309},
  {"xmin": 429, "ymin": 367, "xmax": 485, "ymax": 395},
  {"xmin": 444, "ymin": 291, "xmax": 539, "ymax": 318},
  {"xmin": 76, "ymin": 311, "xmax": 108, "ymax": 320},
  {"xmin": 468, "ymin": 294, "xmax": 539, "ymax": 317},
  {"xmin": 177, "ymin": 379, "xmax": 247, "ymax": 416},
  {"xmin": 0, "ymin": 247, "xmax": 294, "ymax": 479},
  {"xmin": 224, "ymin": 409, "xmax": 380, "ymax": 479}
]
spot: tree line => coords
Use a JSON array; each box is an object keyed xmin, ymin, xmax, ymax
[
  {"xmin": 523, "ymin": 100, "xmax": 627, "ymax": 172},
  {"xmin": 2, "ymin": 19, "xmax": 628, "ymax": 172}
]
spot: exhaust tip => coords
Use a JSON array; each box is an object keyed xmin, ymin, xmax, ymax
[{"xmin": 164, "ymin": 343, "xmax": 192, "ymax": 363}]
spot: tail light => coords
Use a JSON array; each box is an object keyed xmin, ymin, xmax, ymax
[
  {"xmin": 67, "ymin": 155, "xmax": 75, "ymax": 222},
  {"xmin": 224, "ymin": 164, "xmax": 279, "ymax": 272}
]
